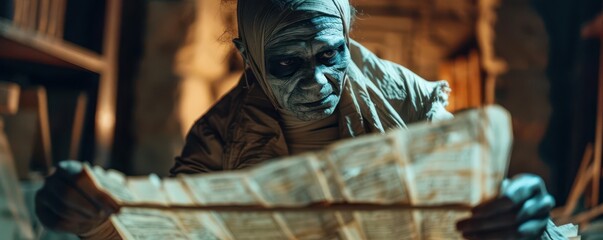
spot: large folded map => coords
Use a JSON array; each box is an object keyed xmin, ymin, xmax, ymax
[{"xmin": 82, "ymin": 105, "xmax": 514, "ymax": 239}]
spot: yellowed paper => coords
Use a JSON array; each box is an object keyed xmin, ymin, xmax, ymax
[
  {"xmin": 111, "ymin": 208, "xmax": 188, "ymax": 240},
  {"xmin": 216, "ymin": 212, "xmax": 290, "ymax": 240},
  {"xmin": 88, "ymin": 105, "xmax": 514, "ymax": 240},
  {"xmin": 248, "ymin": 154, "xmax": 331, "ymax": 206},
  {"xmin": 326, "ymin": 134, "xmax": 411, "ymax": 204},
  {"xmin": 180, "ymin": 172, "xmax": 259, "ymax": 205}
]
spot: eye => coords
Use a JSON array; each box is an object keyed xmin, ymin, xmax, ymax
[
  {"xmin": 318, "ymin": 47, "xmax": 342, "ymax": 66},
  {"xmin": 279, "ymin": 59, "xmax": 295, "ymax": 66},
  {"xmin": 269, "ymin": 57, "xmax": 302, "ymax": 78},
  {"xmin": 321, "ymin": 50, "xmax": 337, "ymax": 59}
]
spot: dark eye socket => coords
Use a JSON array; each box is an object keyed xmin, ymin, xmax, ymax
[
  {"xmin": 321, "ymin": 50, "xmax": 337, "ymax": 59},
  {"xmin": 279, "ymin": 59, "xmax": 295, "ymax": 66},
  {"xmin": 318, "ymin": 44, "xmax": 344, "ymax": 66},
  {"xmin": 269, "ymin": 57, "xmax": 302, "ymax": 78}
]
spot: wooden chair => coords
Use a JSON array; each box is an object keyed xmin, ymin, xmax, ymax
[
  {"xmin": 0, "ymin": 0, "xmax": 122, "ymax": 166},
  {"xmin": 0, "ymin": 81, "xmax": 35, "ymax": 239}
]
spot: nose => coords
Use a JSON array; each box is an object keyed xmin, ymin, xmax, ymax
[{"xmin": 299, "ymin": 67, "xmax": 329, "ymax": 91}]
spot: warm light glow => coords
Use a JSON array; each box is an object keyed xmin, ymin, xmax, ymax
[
  {"xmin": 175, "ymin": 0, "xmax": 240, "ymax": 136},
  {"xmin": 178, "ymin": 77, "xmax": 214, "ymax": 136},
  {"xmin": 96, "ymin": 107, "xmax": 115, "ymax": 146}
]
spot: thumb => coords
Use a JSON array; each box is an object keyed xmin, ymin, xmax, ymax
[
  {"xmin": 499, "ymin": 178, "xmax": 510, "ymax": 194},
  {"xmin": 54, "ymin": 160, "xmax": 122, "ymax": 213},
  {"xmin": 55, "ymin": 160, "xmax": 85, "ymax": 180}
]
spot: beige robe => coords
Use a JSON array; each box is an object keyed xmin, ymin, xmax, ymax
[{"xmin": 170, "ymin": 39, "xmax": 452, "ymax": 175}]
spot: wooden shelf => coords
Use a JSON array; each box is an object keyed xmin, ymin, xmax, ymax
[
  {"xmin": 1, "ymin": 0, "xmax": 123, "ymax": 166},
  {"xmin": 0, "ymin": 18, "xmax": 105, "ymax": 73},
  {"xmin": 0, "ymin": 37, "xmax": 83, "ymax": 70}
]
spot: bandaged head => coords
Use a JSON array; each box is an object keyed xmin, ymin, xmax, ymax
[{"xmin": 235, "ymin": 0, "xmax": 353, "ymax": 121}]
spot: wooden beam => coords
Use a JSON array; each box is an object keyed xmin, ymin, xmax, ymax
[
  {"xmin": 25, "ymin": 0, "xmax": 37, "ymax": 31},
  {"xmin": 16, "ymin": 87, "xmax": 53, "ymax": 174},
  {"xmin": 70, "ymin": 93, "xmax": 87, "ymax": 160},
  {"xmin": 0, "ymin": 19, "xmax": 105, "ymax": 72},
  {"xmin": 0, "ymin": 37, "xmax": 84, "ymax": 69},
  {"xmin": 94, "ymin": 0, "xmax": 122, "ymax": 166},
  {"xmin": 454, "ymin": 55, "xmax": 469, "ymax": 110},
  {"xmin": 0, "ymin": 82, "xmax": 20, "ymax": 115},
  {"xmin": 477, "ymin": 0, "xmax": 507, "ymax": 104},
  {"xmin": 468, "ymin": 50, "xmax": 483, "ymax": 107},
  {"xmin": 590, "ymin": 37, "xmax": 603, "ymax": 207},
  {"xmin": 561, "ymin": 144, "xmax": 594, "ymax": 218},
  {"xmin": 36, "ymin": 87, "xmax": 52, "ymax": 169},
  {"xmin": 565, "ymin": 203, "xmax": 603, "ymax": 226},
  {"xmin": 37, "ymin": 0, "xmax": 50, "ymax": 35}
]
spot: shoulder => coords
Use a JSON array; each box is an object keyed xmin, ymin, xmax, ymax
[
  {"xmin": 194, "ymin": 78, "xmax": 247, "ymax": 136},
  {"xmin": 347, "ymin": 39, "xmax": 452, "ymax": 122},
  {"xmin": 348, "ymin": 39, "xmax": 417, "ymax": 101},
  {"xmin": 348, "ymin": 39, "xmax": 430, "ymax": 81},
  {"xmin": 170, "ymin": 78, "xmax": 247, "ymax": 174}
]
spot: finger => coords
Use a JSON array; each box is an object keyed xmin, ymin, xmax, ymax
[
  {"xmin": 55, "ymin": 160, "xmax": 84, "ymax": 177},
  {"xmin": 81, "ymin": 186, "xmax": 122, "ymax": 214},
  {"xmin": 463, "ymin": 225, "xmax": 520, "ymax": 240},
  {"xmin": 503, "ymin": 174, "xmax": 545, "ymax": 204},
  {"xmin": 458, "ymin": 195, "xmax": 553, "ymax": 234},
  {"xmin": 471, "ymin": 197, "xmax": 517, "ymax": 218},
  {"xmin": 517, "ymin": 218, "xmax": 549, "ymax": 238},
  {"xmin": 35, "ymin": 198, "xmax": 100, "ymax": 234},
  {"xmin": 54, "ymin": 161, "xmax": 121, "ymax": 213},
  {"xmin": 462, "ymin": 218, "xmax": 549, "ymax": 240},
  {"xmin": 42, "ymin": 163, "xmax": 120, "ymax": 217},
  {"xmin": 61, "ymin": 175, "xmax": 121, "ymax": 214},
  {"xmin": 462, "ymin": 176, "xmax": 551, "ymax": 239},
  {"xmin": 36, "ymin": 186, "xmax": 106, "ymax": 222},
  {"xmin": 457, "ymin": 211, "xmax": 517, "ymax": 234},
  {"xmin": 500, "ymin": 178, "xmax": 510, "ymax": 192},
  {"xmin": 35, "ymin": 188, "xmax": 106, "ymax": 235},
  {"xmin": 44, "ymin": 178, "xmax": 101, "ymax": 219},
  {"xmin": 516, "ymin": 194, "xmax": 555, "ymax": 222}
]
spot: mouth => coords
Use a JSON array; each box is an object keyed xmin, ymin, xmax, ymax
[{"xmin": 299, "ymin": 93, "xmax": 335, "ymax": 109}]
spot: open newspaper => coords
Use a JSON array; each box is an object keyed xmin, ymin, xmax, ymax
[{"xmin": 83, "ymin": 105, "xmax": 515, "ymax": 239}]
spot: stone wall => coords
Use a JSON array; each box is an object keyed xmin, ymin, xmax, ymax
[
  {"xmin": 128, "ymin": 0, "xmax": 555, "ymax": 182},
  {"xmin": 129, "ymin": 1, "xmax": 194, "ymax": 175},
  {"xmin": 352, "ymin": 0, "xmax": 477, "ymax": 80},
  {"xmin": 493, "ymin": 0, "xmax": 552, "ymax": 183},
  {"xmin": 352, "ymin": 0, "xmax": 555, "ymax": 184},
  {"xmin": 130, "ymin": 0, "xmax": 241, "ymax": 175}
]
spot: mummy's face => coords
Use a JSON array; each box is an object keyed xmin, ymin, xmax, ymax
[{"xmin": 264, "ymin": 16, "xmax": 349, "ymax": 121}]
